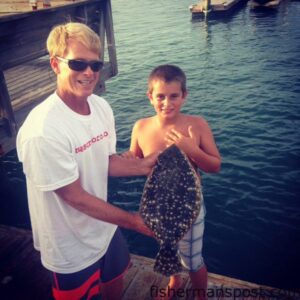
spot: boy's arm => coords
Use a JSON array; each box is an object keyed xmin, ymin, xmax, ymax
[
  {"xmin": 166, "ymin": 119, "xmax": 221, "ymax": 173},
  {"xmin": 128, "ymin": 121, "xmax": 144, "ymax": 158}
]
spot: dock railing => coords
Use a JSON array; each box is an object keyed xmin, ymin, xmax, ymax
[{"xmin": 0, "ymin": 0, "xmax": 117, "ymax": 154}]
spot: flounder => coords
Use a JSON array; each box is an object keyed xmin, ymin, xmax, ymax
[{"xmin": 139, "ymin": 144, "xmax": 202, "ymax": 276}]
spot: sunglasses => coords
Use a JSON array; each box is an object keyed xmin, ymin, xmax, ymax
[{"xmin": 56, "ymin": 56, "xmax": 103, "ymax": 72}]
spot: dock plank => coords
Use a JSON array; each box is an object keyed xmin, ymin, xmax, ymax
[
  {"xmin": 0, "ymin": 225, "xmax": 298, "ymax": 299},
  {"xmin": 0, "ymin": 225, "xmax": 52, "ymax": 300},
  {"xmin": 4, "ymin": 56, "xmax": 111, "ymax": 112},
  {"xmin": 4, "ymin": 57, "xmax": 55, "ymax": 111},
  {"xmin": 0, "ymin": 0, "xmax": 85, "ymax": 16},
  {"xmin": 0, "ymin": 56, "xmax": 111, "ymax": 153}
]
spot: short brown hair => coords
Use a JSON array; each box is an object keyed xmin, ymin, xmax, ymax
[{"xmin": 148, "ymin": 64, "xmax": 187, "ymax": 94}]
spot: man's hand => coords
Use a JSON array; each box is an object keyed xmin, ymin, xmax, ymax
[
  {"xmin": 139, "ymin": 152, "xmax": 159, "ymax": 175},
  {"xmin": 131, "ymin": 212, "xmax": 154, "ymax": 237},
  {"xmin": 121, "ymin": 150, "xmax": 139, "ymax": 159}
]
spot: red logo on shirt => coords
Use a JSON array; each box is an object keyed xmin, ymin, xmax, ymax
[{"xmin": 75, "ymin": 131, "xmax": 109, "ymax": 153}]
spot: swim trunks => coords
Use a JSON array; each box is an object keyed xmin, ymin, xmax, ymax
[
  {"xmin": 51, "ymin": 228, "xmax": 130, "ymax": 299},
  {"xmin": 178, "ymin": 193, "xmax": 206, "ymax": 272}
]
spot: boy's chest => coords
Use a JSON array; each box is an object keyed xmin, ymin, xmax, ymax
[
  {"xmin": 139, "ymin": 126, "xmax": 191, "ymax": 156},
  {"xmin": 140, "ymin": 136, "xmax": 167, "ymax": 156}
]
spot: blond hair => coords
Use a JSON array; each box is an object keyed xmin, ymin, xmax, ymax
[{"xmin": 46, "ymin": 22, "xmax": 101, "ymax": 57}]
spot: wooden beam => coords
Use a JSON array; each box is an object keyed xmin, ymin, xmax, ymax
[
  {"xmin": 0, "ymin": 71, "xmax": 17, "ymax": 137},
  {"xmin": 104, "ymin": 0, "xmax": 117, "ymax": 76}
]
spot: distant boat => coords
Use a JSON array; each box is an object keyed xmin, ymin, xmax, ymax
[
  {"xmin": 189, "ymin": 0, "xmax": 247, "ymax": 18},
  {"xmin": 249, "ymin": 0, "xmax": 281, "ymax": 9}
]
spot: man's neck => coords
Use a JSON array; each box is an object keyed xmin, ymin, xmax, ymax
[{"xmin": 57, "ymin": 90, "xmax": 91, "ymax": 115}]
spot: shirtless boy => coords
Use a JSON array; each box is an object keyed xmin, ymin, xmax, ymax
[{"xmin": 126, "ymin": 64, "xmax": 221, "ymax": 299}]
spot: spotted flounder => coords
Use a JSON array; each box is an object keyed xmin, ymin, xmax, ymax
[{"xmin": 139, "ymin": 144, "xmax": 202, "ymax": 276}]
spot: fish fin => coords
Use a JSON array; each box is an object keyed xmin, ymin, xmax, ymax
[{"xmin": 154, "ymin": 245, "xmax": 182, "ymax": 276}]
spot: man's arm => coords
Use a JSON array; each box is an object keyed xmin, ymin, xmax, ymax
[
  {"xmin": 55, "ymin": 179, "xmax": 153, "ymax": 236},
  {"xmin": 108, "ymin": 151, "xmax": 157, "ymax": 177}
]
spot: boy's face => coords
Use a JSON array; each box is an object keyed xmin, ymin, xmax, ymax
[{"xmin": 148, "ymin": 80, "xmax": 187, "ymax": 120}]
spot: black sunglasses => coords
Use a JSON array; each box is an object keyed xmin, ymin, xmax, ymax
[{"xmin": 56, "ymin": 56, "xmax": 103, "ymax": 72}]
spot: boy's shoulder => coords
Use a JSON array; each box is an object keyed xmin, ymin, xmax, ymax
[
  {"xmin": 182, "ymin": 114, "xmax": 208, "ymax": 126},
  {"xmin": 134, "ymin": 116, "xmax": 155, "ymax": 128}
]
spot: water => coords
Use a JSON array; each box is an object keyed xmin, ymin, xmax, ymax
[{"xmin": 1, "ymin": 0, "xmax": 300, "ymax": 290}]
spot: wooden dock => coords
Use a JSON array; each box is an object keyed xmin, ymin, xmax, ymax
[
  {"xmin": 0, "ymin": 225, "xmax": 298, "ymax": 299},
  {"xmin": 0, "ymin": 0, "xmax": 84, "ymax": 16},
  {"xmin": 189, "ymin": 0, "xmax": 248, "ymax": 18},
  {"xmin": 0, "ymin": 0, "xmax": 117, "ymax": 155}
]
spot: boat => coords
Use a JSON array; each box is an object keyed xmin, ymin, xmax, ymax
[
  {"xmin": 189, "ymin": 0, "xmax": 247, "ymax": 18},
  {"xmin": 249, "ymin": 0, "xmax": 281, "ymax": 9}
]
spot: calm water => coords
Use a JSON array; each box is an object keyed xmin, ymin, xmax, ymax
[{"xmin": 1, "ymin": 0, "xmax": 300, "ymax": 290}]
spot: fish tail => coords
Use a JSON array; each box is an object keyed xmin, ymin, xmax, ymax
[{"xmin": 154, "ymin": 245, "xmax": 182, "ymax": 276}]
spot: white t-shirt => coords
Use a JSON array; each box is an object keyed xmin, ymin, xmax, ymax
[{"xmin": 17, "ymin": 92, "xmax": 117, "ymax": 273}]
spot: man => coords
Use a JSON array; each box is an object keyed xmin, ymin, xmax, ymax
[{"xmin": 17, "ymin": 22, "xmax": 155, "ymax": 300}]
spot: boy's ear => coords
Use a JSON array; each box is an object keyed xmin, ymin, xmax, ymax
[
  {"xmin": 182, "ymin": 91, "xmax": 188, "ymax": 104},
  {"xmin": 183, "ymin": 91, "xmax": 188, "ymax": 100},
  {"xmin": 147, "ymin": 92, "xmax": 154, "ymax": 104}
]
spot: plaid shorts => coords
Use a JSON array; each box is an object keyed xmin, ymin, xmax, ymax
[{"xmin": 178, "ymin": 194, "xmax": 206, "ymax": 272}]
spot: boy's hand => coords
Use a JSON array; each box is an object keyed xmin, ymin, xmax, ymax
[{"xmin": 165, "ymin": 126, "xmax": 198, "ymax": 155}]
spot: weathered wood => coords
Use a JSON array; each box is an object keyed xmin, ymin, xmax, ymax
[
  {"xmin": 0, "ymin": 225, "xmax": 298, "ymax": 300},
  {"xmin": 0, "ymin": 1, "xmax": 105, "ymax": 70},
  {"xmin": 0, "ymin": 72, "xmax": 16, "ymax": 137},
  {"xmin": 0, "ymin": 225, "xmax": 52, "ymax": 300},
  {"xmin": 5, "ymin": 57, "xmax": 112, "ymax": 111},
  {"xmin": 5, "ymin": 57, "xmax": 55, "ymax": 111},
  {"xmin": 104, "ymin": 0, "xmax": 117, "ymax": 76},
  {"xmin": 127, "ymin": 254, "xmax": 299, "ymax": 300},
  {"xmin": 0, "ymin": 57, "xmax": 112, "ymax": 154},
  {"xmin": 0, "ymin": 0, "xmax": 86, "ymax": 16},
  {"xmin": 99, "ymin": 2, "xmax": 106, "ymax": 62}
]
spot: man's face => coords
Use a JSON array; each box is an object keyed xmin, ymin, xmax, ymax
[{"xmin": 54, "ymin": 39, "xmax": 100, "ymax": 102}]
